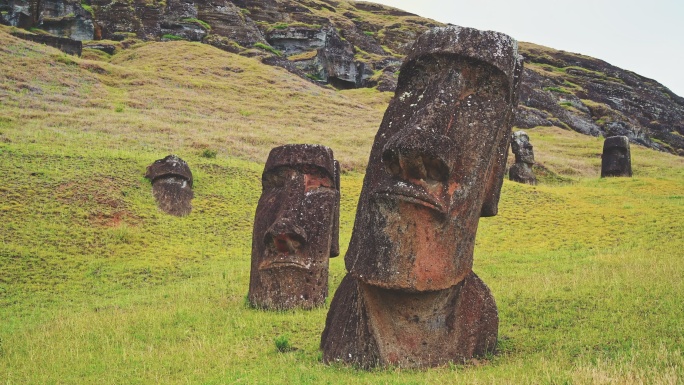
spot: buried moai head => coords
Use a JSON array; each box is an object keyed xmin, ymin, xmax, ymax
[
  {"xmin": 344, "ymin": 26, "xmax": 524, "ymax": 292},
  {"xmin": 248, "ymin": 144, "xmax": 340, "ymax": 310},
  {"xmin": 321, "ymin": 26, "xmax": 523, "ymax": 369},
  {"xmin": 144, "ymin": 155, "xmax": 193, "ymax": 216},
  {"xmin": 601, "ymin": 136, "xmax": 632, "ymax": 177},
  {"xmin": 509, "ymin": 130, "xmax": 537, "ymax": 185}
]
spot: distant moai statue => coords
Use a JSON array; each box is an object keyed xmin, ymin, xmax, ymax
[
  {"xmin": 320, "ymin": 26, "xmax": 523, "ymax": 368},
  {"xmin": 248, "ymin": 144, "xmax": 340, "ymax": 310},
  {"xmin": 509, "ymin": 130, "xmax": 537, "ymax": 184},
  {"xmin": 601, "ymin": 136, "xmax": 632, "ymax": 177},
  {"xmin": 145, "ymin": 155, "xmax": 194, "ymax": 216}
]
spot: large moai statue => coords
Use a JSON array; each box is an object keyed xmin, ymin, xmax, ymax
[
  {"xmin": 248, "ymin": 144, "xmax": 341, "ymax": 310},
  {"xmin": 509, "ymin": 130, "xmax": 537, "ymax": 184},
  {"xmin": 145, "ymin": 155, "xmax": 194, "ymax": 216},
  {"xmin": 601, "ymin": 136, "xmax": 632, "ymax": 177},
  {"xmin": 320, "ymin": 26, "xmax": 523, "ymax": 368}
]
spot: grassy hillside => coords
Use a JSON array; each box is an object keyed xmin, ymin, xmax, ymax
[{"xmin": 1, "ymin": 26, "xmax": 683, "ymax": 384}]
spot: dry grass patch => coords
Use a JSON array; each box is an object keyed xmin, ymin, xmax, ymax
[{"xmin": 0, "ymin": 27, "xmax": 385, "ymax": 171}]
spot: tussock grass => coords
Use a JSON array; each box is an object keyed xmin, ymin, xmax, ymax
[{"xmin": 1, "ymin": 26, "xmax": 683, "ymax": 384}]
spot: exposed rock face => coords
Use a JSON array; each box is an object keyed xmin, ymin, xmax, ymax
[
  {"xmin": 0, "ymin": 0, "xmax": 435, "ymax": 90},
  {"xmin": 2, "ymin": 0, "xmax": 682, "ymax": 154},
  {"xmin": 516, "ymin": 43, "xmax": 684, "ymax": 156},
  {"xmin": 320, "ymin": 26, "xmax": 523, "ymax": 368},
  {"xmin": 601, "ymin": 136, "xmax": 632, "ymax": 178},
  {"xmin": 1, "ymin": 0, "xmax": 94, "ymax": 39},
  {"xmin": 248, "ymin": 144, "xmax": 340, "ymax": 310},
  {"xmin": 10, "ymin": 30, "xmax": 82, "ymax": 55},
  {"xmin": 144, "ymin": 155, "xmax": 194, "ymax": 216},
  {"xmin": 509, "ymin": 130, "xmax": 536, "ymax": 185}
]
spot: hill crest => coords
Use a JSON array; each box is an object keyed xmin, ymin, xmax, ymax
[{"xmin": 1, "ymin": 0, "xmax": 683, "ymax": 155}]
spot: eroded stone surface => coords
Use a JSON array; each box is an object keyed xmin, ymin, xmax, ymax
[
  {"xmin": 248, "ymin": 144, "xmax": 340, "ymax": 310},
  {"xmin": 601, "ymin": 136, "xmax": 632, "ymax": 177},
  {"xmin": 321, "ymin": 26, "xmax": 523, "ymax": 368},
  {"xmin": 509, "ymin": 130, "xmax": 536, "ymax": 185},
  {"xmin": 144, "ymin": 155, "xmax": 193, "ymax": 216}
]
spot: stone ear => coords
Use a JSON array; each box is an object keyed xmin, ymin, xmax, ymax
[
  {"xmin": 480, "ymin": 129, "xmax": 511, "ymax": 217},
  {"xmin": 481, "ymin": 57, "xmax": 523, "ymax": 217}
]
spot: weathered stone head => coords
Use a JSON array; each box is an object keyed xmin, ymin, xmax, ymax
[
  {"xmin": 248, "ymin": 144, "xmax": 340, "ymax": 310},
  {"xmin": 321, "ymin": 26, "xmax": 523, "ymax": 368},
  {"xmin": 144, "ymin": 155, "xmax": 193, "ymax": 216},
  {"xmin": 509, "ymin": 130, "xmax": 537, "ymax": 184},
  {"xmin": 345, "ymin": 26, "xmax": 523, "ymax": 292},
  {"xmin": 511, "ymin": 130, "xmax": 534, "ymax": 164},
  {"xmin": 601, "ymin": 136, "xmax": 632, "ymax": 177}
]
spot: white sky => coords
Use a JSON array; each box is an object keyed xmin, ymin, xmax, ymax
[{"xmin": 366, "ymin": 0, "xmax": 684, "ymax": 97}]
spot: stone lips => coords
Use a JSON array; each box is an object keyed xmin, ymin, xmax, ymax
[
  {"xmin": 601, "ymin": 135, "xmax": 632, "ymax": 178},
  {"xmin": 248, "ymin": 144, "xmax": 340, "ymax": 310},
  {"xmin": 321, "ymin": 26, "xmax": 523, "ymax": 368}
]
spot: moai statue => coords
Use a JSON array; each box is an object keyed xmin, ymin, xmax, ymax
[
  {"xmin": 248, "ymin": 144, "xmax": 341, "ymax": 310},
  {"xmin": 509, "ymin": 130, "xmax": 537, "ymax": 185},
  {"xmin": 144, "ymin": 155, "xmax": 194, "ymax": 216},
  {"xmin": 320, "ymin": 26, "xmax": 523, "ymax": 368},
  {"xmin": 601, "ymin": 136, "xmax": 632, "ymax": 177}
]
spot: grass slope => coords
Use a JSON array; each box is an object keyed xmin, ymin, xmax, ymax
[{"xmin": 1, "ymin": 27, "xmax": 683, "ymax": 384}]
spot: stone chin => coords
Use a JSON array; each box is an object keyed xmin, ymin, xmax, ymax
[
  {"xmin": 347, "ymin": 193, "xmax": 476, "ymax": 292},
  {"xmin": 257, "ymin": 250, "xmax": 313, "ymax": 272},
  {"xmin": 249, "ymin": 261, "xmax": 327, "ymax": 309}
]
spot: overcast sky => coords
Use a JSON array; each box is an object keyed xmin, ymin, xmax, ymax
[{"xmin": 367, "ymin": 0, "xmax": 684, "ymax": 97}]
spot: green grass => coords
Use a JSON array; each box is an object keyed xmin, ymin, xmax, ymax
[
  {"xmin": 1, "ymin": 26, "xmax": 683, "ymax": 384},
  {"xmin": 253, "ymin": 42, "xmax": 282, "ymax": 56},
  {"xmin": 544, "ymin": 86, "xmax": 571, "ymax": 94},
  {"xmin": 182, "ymin": 18, "xmax": 211, "ymax": 30},
  {"xmin": 162, "ymin": 34, "xmax": 184, "ymax": 41},
  {"xmin": 80, "ymin": 2, "xmax": 95, "ymax": 17}
]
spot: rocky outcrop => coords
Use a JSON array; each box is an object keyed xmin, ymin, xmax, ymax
[
  {"xmin": 2, "ymin": 0, "xmax": 683, "ymax": 154},
  {"xmin": 516, "ymin": 43, "xmax": 684, "ymax": 155},
  {"xmin": 10, "ymin": 29, "xmax": 82, "ymax": 55},
  {"xmin": 1, "ymin": 0, "xmax": 94, "ymax": 39},
  {"xmin": 0, "ymin": 0, "xmax": 434, "ymax": 89}
]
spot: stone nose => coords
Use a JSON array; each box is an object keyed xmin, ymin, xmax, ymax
[
  {"xmin": 382, "ymin": 148, "xmax": 450, "ymax": 183},
  {"xmin": 382, "ymin": 136, "xmax": 452, "ymax": 184},
  {"xmin": 381, "ymin": 128, "xmax": 455, "ymax": 183},
  {"xmin": 264, "ymin": 219, "xmax": 307, "ymax": 254}
]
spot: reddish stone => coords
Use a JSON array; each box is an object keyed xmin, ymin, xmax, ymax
[
  {"xmin": 321, "ymin": 26, "xmax": 523, "ymax": 368},
  {"xmin": 248, "ymin": 144, "xmax": 340, "ymax": 310},
  {"xmin": 321, "ymin": 272, "xmax": 498, "ymax": 368}
]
